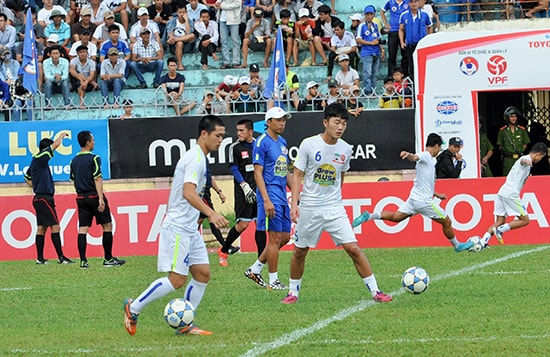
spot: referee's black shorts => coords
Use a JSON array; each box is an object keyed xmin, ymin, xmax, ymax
[
  {"xmin": 235, "ymin": 191, "xmax": 257, "ymax": 221},
  {"xmin": 199, "ymin": 191, "xmax": 213, "ymax": 220},
  {"xmin": 76, "ymin": 191, "xmax": 112, "ymax": 227},
  {"xmin": 33, "ymin": 194, "xmax": 59, "ymax": 227}
]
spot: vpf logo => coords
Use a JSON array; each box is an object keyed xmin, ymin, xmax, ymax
[
  {"xmin": 487, "ymin": 55, "xmax": 507, "ymax": 75},
  {"xmin": 459, "ymin": 57, "xmax": 478, "ymax": 76}
]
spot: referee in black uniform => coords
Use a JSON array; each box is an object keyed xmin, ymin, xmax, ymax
[
  {"xmin": 70, "ymin": 130, "xmax": 125, "ymax": 268},
  {"xmin": 221, "ymin": 119, "xmax": 266, "ymax": 258},
  {"xmin": 24, "ymin": 133, "xmax": 74, "ymax": 265}
]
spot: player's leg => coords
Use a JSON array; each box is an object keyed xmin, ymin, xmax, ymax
[
  {"xmin": 97, "ymin": 196, "xmax": 125, "ymax": 266},
  {"xmin": 245, "ymin": 205, "xmax": 268, "ymax": 287},
  {"xmin": 493, "ymin": 196, "xmax": 529, "ymax": 244},
  {"xmin": 266, "ymin": 204, "xmax": 291, "ymax": 289}
]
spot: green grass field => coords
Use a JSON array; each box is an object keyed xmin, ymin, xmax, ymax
[{"xmin": 1, "ymin": 245, "xmax": 549, "ymax": 356}]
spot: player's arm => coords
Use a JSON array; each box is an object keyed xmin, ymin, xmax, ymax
[
  {"xmin": 94, "ymin": 175, "xmax": 105, "ymax": 212},
  {"xmin": 400, "ymin": 151, "xmax": 419, "ymax": 161},
  {"xmin": 52, "ymin": 132, "xmax": 69, "ymax": 151},
  {"xmin": 255, "ymin": 163, "xmax": 275, "ymax": 217},
  {"xmin": 290, "ymin": 167, "xmax": 303, "ymax": 223},
  {"xmin": 183, "ymin": 182, "xmax": 228, "ymax": 229},
  {"xmin": 210, "ymin": 176, "xmax": 226, "ymax": 203}
]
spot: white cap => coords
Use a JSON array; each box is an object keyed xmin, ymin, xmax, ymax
[
  {"xmin": 47, "ymin": 33, "xmax": 59, "ymax": 43},
  {"xmin": 306, "ymin": 81, "xmax": 319, "ymax": 90},
  {"xmin": 348, "ymin": 13, "xmax": 362, "ymax": 21},
  {"xmin": 223, "ymin": 75, "xmax": 238, "ymax": 86},
  {"xmin": 238, "ymin": 76, "xmax": 250, "ymax": 85},
  {"xmin": 338, "ymin": 53, "xmax": 350, "ymax": 62},
  {"xmin": 137, "ymin": 7, "xmax": 149, "ymax": 16},
  {"xmin": 298, "ymin": 8, "xmax": 309, "ymax": 18},
  {"xmin": 265, "ymin": 106, "xmax": 291, "ymax": 122}
]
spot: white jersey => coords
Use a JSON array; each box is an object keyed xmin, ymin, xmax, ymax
[
  {"xmin": 409, "ymin": 151, "xmax": 436, "ymax": 202},
  {"xmin": 498, "ymin": 154, "xmax": 532, "ymax": 199},
  {"xmin": 162, "ymin": 145, "xmax": 207, "ymax": 234},
  {"xmin": 294, "ymin": 134, "xmax": 352, "ymax": 209}
]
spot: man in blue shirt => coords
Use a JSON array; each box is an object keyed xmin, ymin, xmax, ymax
[
  {"xmin": 356, "ymin": 5, "xmax": 384, "ymax": 94},
  {"xmin": 24, "ymin": 133, "xmax": 74, "ymax": 265},
  {"xmin": 244, "ymin": 107, "xmax": 293, "ymax": 290},
  {"xmin": 380, "ymin": 0, "xmax": 409, "ymax": 77},
  {"xmin": 398, "ymin": 0, "xmax": 432, "ymax": 79}
]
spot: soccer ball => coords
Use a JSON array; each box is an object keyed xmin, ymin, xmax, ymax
[
  {"xmin": 163, "ymin": 299, "xmax": 195, "ymax": 329},
  {"xmin": 467, "ymin": 236, "xmax": 485, "ymax": 252},
  {"xmin": 402, "ymin": 267, "xmax": 429, "ymax": 294}
]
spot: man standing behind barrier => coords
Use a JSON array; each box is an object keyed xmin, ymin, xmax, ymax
[
  {"xmin": 497, "ymin": 106, "xmax": 530, "ymax": 176},
  {"xmin": 24, "ymin": 133, "xmax": 74, "ymax": 265},
  {"xmin": 398, "ymin": 0, "xmax": 432, "ymax": 79},
  {"xmin": 70, "ymin": 130, "xmax": 126, "ymax": 269},
  {"xmin": 244, "ymin": 107, "xmax": 293, "ymax": 290},
  {"xmin": 380, "ymin": 0, "xmax": 409, "ymax": 77}
]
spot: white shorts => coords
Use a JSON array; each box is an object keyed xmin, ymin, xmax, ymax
[
  {"xmin": 493, "ymin": 194, "xmax": 526, "ymax": 217},
  {"xmin": 294, "ymin": 206, "xmax": 357, "ymax": 248},
  {"xmin": 399, "ymin": 197, "xmax": 447, "ymax": 220},
  {"xmin": 157, "ymin": 225, "xmax": 209, "ymax": 275}
]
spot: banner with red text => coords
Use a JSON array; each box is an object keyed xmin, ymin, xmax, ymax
[{"xmin": 1, "ymin": 177, "xmax": 549, "ymax": 261}]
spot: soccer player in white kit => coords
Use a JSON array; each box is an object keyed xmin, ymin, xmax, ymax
[
  {"xmin": 281, "ymin": 103, "xmax": 392, "ymax": 304},
  {"xmin": 352, "ymin": 132, "xmax": 474, "ymax": 253},
  {"xmin": 123, "ymin": 115, "xmax": 229, "ymax": 336},
  {"xmin": 482, "ymin": 142, "xmax": 548, "ymax": 246}
]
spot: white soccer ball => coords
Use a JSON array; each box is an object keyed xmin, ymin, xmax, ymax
[
  {"xmin": 402, "ymin": 266, "xmax": 429, "ymax": 294},
  {"xmin": 164, "ymin": 299, "xmax": 195, "ymax": 329},
  {"xmin": 467, "ymin": 236, "xmax": 485, "ymax": 253}
]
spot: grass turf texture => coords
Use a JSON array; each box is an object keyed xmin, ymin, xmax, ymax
[{"xmin": 1, "ymin": 245, "xmax": 549, "ymax": 356}]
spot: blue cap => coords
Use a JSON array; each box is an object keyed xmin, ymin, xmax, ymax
[{"xmin": 364, "ymin": 5, "xmax": 376, "ymax": 14}]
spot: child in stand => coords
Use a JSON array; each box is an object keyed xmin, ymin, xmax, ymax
[
  {"xmin": 392, "ymin": 67, "xmax": 412, "ymax": 107},
  {"xmin": 273, "ymin": 9, "xmax": 296, "ymax": 66},
  {"xmin": 344, "ymin": 85, "xmax": 364, "ymax": 117},
  {"xmin": 119, "ymin": 99, "xmax": 135, "ymax": 119},
  {"xmin": 379, "ymin": 77, "xmax": 402, "ymax": 109}
]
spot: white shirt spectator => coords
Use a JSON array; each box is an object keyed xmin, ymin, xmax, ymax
[
  {"xmin": 93, "ymin": 22, "xmax": 128, "ymax": 42},
  {"xmin": 129, "ymin": 20, "xmax": 160, "ymax": 42},
  {"xmin": 37, "ymin": 6, "xmax": 68, "ymax": 27},
  {"xmin": 335, "ymin": 68, "xmax": 360, "ymax": 88},
  {"xmin": 69, "ymin": 41, "xmax": 98, "ymax": 58}
]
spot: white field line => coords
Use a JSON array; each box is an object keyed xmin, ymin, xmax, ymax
[
  {"xmin": 0, "ymin": 287, "xmax": 31, "ymax": 292},
  {"xmin": 239, "ymin": 245, "xmax": 550, "ymax": 357}
]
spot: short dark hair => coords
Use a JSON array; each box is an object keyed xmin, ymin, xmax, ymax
[
  {"xmin": 176, "ymin": 3, "xmax": 186, "ymax": 10},
  {"xmin": 318, "ymin": 4, "xmax": 331, "ymax": 14},
  {"xmin": 77, "ymin": 130, "xmax": 93, "ymax": 148},
  {"xmin": 76, "ymin": 45, "xmax": 88, "ymax": 52},
  {"xmin": 530, "ymin": 142, "xmax": 548, "ymax": 155},
  {"xmin": 167, "ymin": 56, "xmax": 177, "ymax": 65},
  {"xmin": 0, "ymin": 13, "xmax": 7, "ymax": 21},
  {"xmin": 237, "ymin": 119, "xmax": 253, "ymax": 131},
  {"xmin": 49, "ymin": 45, "xmax": 61, "ymax": 54},
  {"xmin": 200, "ymin": 9, "xmax": 210, "ymax": 17},
  {"xmin": 393, "ymin": 67, "xmax": 405, "ymax": 75},
  {"xmin": 332, "ymin": 21, "xmax": 345, "ymax": 30},
  {"xmin": 198, "ymin": 115, "xmax": 225, "ymax": 136},
  {"xmin": 324, "ymin": 102, "xmax": 349, "ymax": 120},
  {"xmin": 39, "ymin": 138, "xmax": 54, "ymax": 151},
  {"xmin": 122, "ymin": 99, "xmax": 133, "ymax": 106},
  {"xmin": 279, "ymin": 9, "xmax": 291, "ymax": 19},
  {"xmin": 426, "ymin": 133, "xmax": 443, "ymax": 148},
  {"xmin": 108, "ymin": 24, "xmax": 120, "ymax": 33}
]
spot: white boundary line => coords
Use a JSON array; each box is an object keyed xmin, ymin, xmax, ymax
[
  {"xmin": 239, "ymin": 245, "xmax": 550, "ymax": 357},
  {"xmin": 0, "ymin": 287, "xmax": 31, "ymax": 292}
]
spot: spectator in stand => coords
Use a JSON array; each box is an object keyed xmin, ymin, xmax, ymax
[
  {"xmin": 103, "ymin": 0, "xmax": 129, "ymax": 32},
  {"xmin": 43, "ymin": 45, "xmax": 71, "ymax": 108},
  {"xmin": 202, "ymin": 0, "xmax": 218, "ymax": 19},
  {"xmin": 230, "ymin": 75, "xmax": 257, "ymax": 113},
  {"xmin": 344, "ymin": 85, "xmax": 364, "ymax": 117},
  {"xmin": 83, "ymin": 0, "xmax": 110, "ymax": 26},
  {"xmin": 241, "ymin": 0, "xmax": 256, "ymax": 25},
  {"xmin": 379, "ymin": 76, "xmax": 402, "ymax": 108},
  {"xmin": 392, "ymin": 67, "xmax": 412, "ymax": 107},
  {"xmin": 38, "ymin": 0, "xmax": 68, "ymax": 27},
  {"xmin": 334, "ymin": 53, "xmax": 360, "ymax": 89},
  {"xmin": 43, "ymin": 34, "xmax": 70, "ymax": 60},
  {"xmin": 295, "ymin": 0, "xmax": 323, "ymax": 20},
  {"xmin": 273, "ymin": 9, "xmax": 296, "ymax": 67},
  {"xmin": 69, "ymin": 28, "xmax": 97, "ymax": 61},
  {"xmin": 194, "ymin": 9, "xmax": 219, "ymax": 70},
  {"xmin": 399, "ymin": 0, "xmax": 432, "ymax": 79},
  {"xmin": 298, "ymin": 81, "xmax": 326, "ymax": 111},
  {"xmin": 273, "ymin": 0, "xmax": 297, "ymax": 22},
  {"xmin": 381, "ymin": 0, "xmax": 410, "ymax": 77},
  {"xmin": 69, "ymin": 45, "xmax": 98, "ymax": 108},
  {"xmin": 100, "ymin": 47, "xmax": 126, "ymax": 108},
  {"xmin": 217, "ymin": 0, "xmax": 242, "ymax": 69},
  {"xmin": 327, "ymin": 21, "xmax": 357, "ymax": 81},
  {"xmin": 313, "ymin": 5, "xmax": 340, "ymax": 69},
  {"xmin": 69, "ymin": 0, "xmax": 89, "ymax": 27},
  {"xmin": 99, "ymin": 25, "xmax": 131, "ymax": 78},
  {"xmin": 419, "ymin": 0, "xmax": 439, "ymax": 32},
  {"xmin": 256, "ymin": 0, "xmax": 276, "ymax": 20},
  {"xmin": 279, "ymin": 65, "xmax": 300, "ymax": 108},
  {"xmin": 348, "ymin": 13, "xmax": 362, "ymax": 36},
  {"xmin": 130, "ymin": 27, "xmax": 164, "ymax": 88},
  {"xmin": 129, "ymin": 7, "xmax": 162, "ymax": 49},
  {"xmin": 19, "ymin": 7, "xmax": 46, "ymax": 46},
  {"xmin": 186, "ymin": 0, "xmax": 208, "ymax": 30},
  {"xmin": 92, "ymin": 11, "xmax": 128, "ymax": 47},
  {"xmin": 15, "ymin": 33, "xmax": 45, "ymax": 64},
  {"xmin": 241, "ymin": 9, "xmax": 272, "ymax": 69},
  {"xmin": 326, "ymin": 78, "xmax": 340, "ymax": 105},
  {"xmin": 128, "ymin": 0, "xmax": 152, "ymax": 25},
  {"xmin": 160, "ymin": 57, "xmax": 196, "ymax": 115},
  {"xmin": 216, "ymin": 74, "xmax": 239, "ymax": 99},
  {"xmin": 0, "ymin": 78, "xmax": 9, "ymax": 121},
  {"xmin": 0, "ymin": 44, "xmax": 17, "ymax": 86},
  {"xmin": 45, "ymin": 9, "xmax": 71, "ymax": 48},
  {"xmin": 70, "ymin": 7, "xmax": 97, "ymax": 43},
  {"xmin": 0, "ymin": 13, "xmax": 16, "ymax": 52},
  {"xmin": 356, "ymin": 5, "xmax": 384, "ymax": 95},
  {"xmin": 148, "ymin": 0, "xmax": 172, "ymax": 39},
  {"xmin": 196, "ymin": 89, "xmax": 229, "ymax": 114},
  {"xmin": 119, "ymin": 99, "xmax": 135, "ymax": 119},
  {"xmin": 166, "ymin": 5, "xmax": 196, "ymax": 71},
  {"xmin": 294, "ymin": 8, "xmax": 326, "ymax": 66},
  {"xmin": 248, "ymin": 63, "xmax": 265, "ymax": 98},
  {"xmin": 522, "ymin": 0, "xmax": 550, "ymax": 18}
]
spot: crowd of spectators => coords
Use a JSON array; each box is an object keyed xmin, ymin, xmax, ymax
[{"xmin": 0, "ymin": 0, "xmax": 538, "ymax": 120}]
